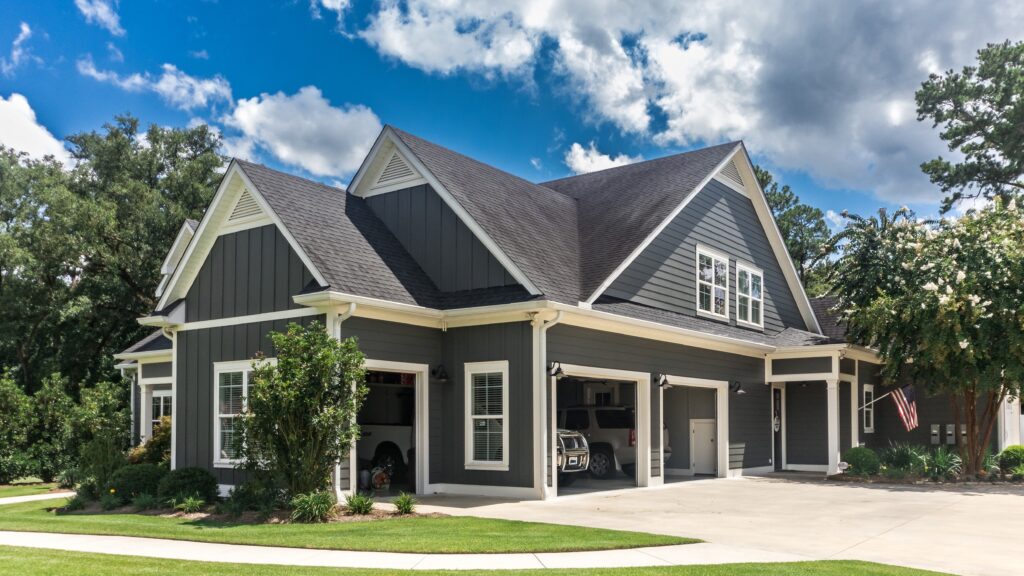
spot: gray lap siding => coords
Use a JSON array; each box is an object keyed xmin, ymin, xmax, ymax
[{"xmin": 547, "ymin": 324, "xmax": 771, "ymax": 471}]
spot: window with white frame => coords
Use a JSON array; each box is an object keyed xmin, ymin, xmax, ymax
[
  {"xmin": 464, "ymin": 361, "xmax": 509, "ymax": 470},
  {"xmin": 736, "ymin": 264, "xmax": 764, "ymax": 327},
  {"xmin": 696, "ymin": 247, "xmax": 729, "ymax": 319},
  {"xmin": 214, "ymin": 359, "xmax": 273, "ymax": 466},
  {"xmin": 151, "ymin": 391, "xmax": 172, "ymax": 431},
  {"xmin": 863, "ymin": 384, "xmax": 875, "ymax": 433}
]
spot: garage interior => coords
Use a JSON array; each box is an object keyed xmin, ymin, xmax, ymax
[
  {"xmin": 356, "ymin": 370, "xmax": 417, "ymax": 496},
  {"xmin": 555, "ymin": 377, "xmax": 637, "ymax": 495},
  {"xmin": 663, "ymin": 385, "xmax": 718, "ymax": 481}
]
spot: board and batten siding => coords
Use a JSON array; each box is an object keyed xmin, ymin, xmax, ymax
[
  {"xmin": 772, "ymin": 356, "xmax": 833, "ymax": 376},
  {"xmin": 547, "ymin": 324, "xmax": 771, "ymax": 471},
  {"xmin": 185, "ymin": 225, "xmax": 316, "ymax": 322},
  {"xmin": 605, "ymin": 179, "xmax": 807, "ymax": 333},
  {"xmin": 366, "ymin": 184, "xmax": 518, "ymax": 292},
  {"xmin": 785, "ymin": 382, "xmax": 828, "ymax": 465},
  {"xmin": 663, "ymin": 386, "xmax": 716, "ymax": 472}
]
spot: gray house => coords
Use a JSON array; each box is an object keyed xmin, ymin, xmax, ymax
[{"xmin": 114, "ymin": 126, "xmax": 1023, "ymax": 499}]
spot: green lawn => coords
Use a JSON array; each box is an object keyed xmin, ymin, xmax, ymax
[
  {"xmin": 0, "ymin": 546, "xmax": 952, "ymax": 576},
  {"xmin": 0, "ymin": 497, "xmax": 690, "ymax": 554},
  {"xmin": 0, "ymin": 482, "xmax": 59, "ymax": 498}
]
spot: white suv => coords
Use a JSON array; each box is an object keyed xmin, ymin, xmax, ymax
[{"xmin": 557, "ymin": 405, "xmax": 672, "ymax": 479}]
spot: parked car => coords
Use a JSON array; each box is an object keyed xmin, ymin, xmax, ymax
[
  {"xmin": 555, "ymin": 428, "xmax": 590, "ymax": 486},
  {"xmin": 558, "ymin": 405, "xmax": 671, "ymax": 479}
]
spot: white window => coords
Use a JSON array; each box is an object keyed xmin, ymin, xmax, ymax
[
  {"xmin": 696, "ymin": 247, "xmax": 729, "ymax": 320},
  {"xmin": 863, "ymin": 384, "xmax": 875, "ymax": 433},
  {"xmin": 151, "ymin": 390, "xmax": 172, "ymax": 431},
  {"xmin": 464, "ymin": 361, "xmax": 509, "ymax": 471},
  {"xmin": 736, "ymin": 263, "xmax": 764, "ymax": 328},
  {"xmin": 214, "ymin": 359, "xmax": 274, "ymax": 467}
]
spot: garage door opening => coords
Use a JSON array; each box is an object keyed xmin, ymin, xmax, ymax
[
  {"xmin": 356, "ymin": 370, "xmax": 417, "ymax": 496},
  {"xmin": 663, "ymin": 385, "xmax": 718, "ymax": 481},
  {"xmin": 555, "ymin": 377, "xmax": 638, "ymax": 495}
]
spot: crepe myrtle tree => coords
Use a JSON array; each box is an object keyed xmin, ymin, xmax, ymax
[
  {"xmin": 830, "ymin": 202, "xmax": 1024, "ymax": 476},
  {"xmin": 236, "ymin": 322, "xmax": 368, "ymax": 497}
]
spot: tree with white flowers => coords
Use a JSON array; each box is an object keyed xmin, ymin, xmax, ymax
[{"xmin": 830, "ymin": 201, "xmax": 1024, "ymax": 476}]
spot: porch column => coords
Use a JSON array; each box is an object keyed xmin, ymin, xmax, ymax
[{"xmin": 826, "ymin": 378, "xmax": 840, "ymax": 475}]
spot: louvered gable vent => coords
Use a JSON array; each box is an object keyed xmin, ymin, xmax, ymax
[
  {"xmin": 377, "ymin": 152, "xmax": 415, "ymax": 185},
  {"xmin": 229, "ymin": 189, "xmax": 262, "ymax": 221},
  {"xmin": 719, "ymin": 160, "xmax": 744, "ymax": 188}
]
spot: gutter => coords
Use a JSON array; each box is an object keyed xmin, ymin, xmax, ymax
[{"xmin": 537, "ymin": 311, "xmax": 563, "ymax": 499}]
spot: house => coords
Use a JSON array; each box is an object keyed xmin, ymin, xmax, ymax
[{"xmin": 113, "ymin": 126, "xmax": 1023, "ymax": 499}]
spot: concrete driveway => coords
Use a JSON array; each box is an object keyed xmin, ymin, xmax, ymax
[{"xmin": 418, "ymin": 476, "xmax": 1024, "ymax": 576}]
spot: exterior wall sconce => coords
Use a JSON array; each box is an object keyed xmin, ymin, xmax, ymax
[
  {"xmin": 657, "ymin": 374, "xmax": 671, "ymax": 388},
  {"xmin": 431, "ymin": 364, "xmax": 449, "ymax": 383},
  {"xmin": 730, "ymin": 381, "xmax": 746, "ymax": 395},
  {"xmin": 548, "ymin": 361, "xmax": 565, "ymax": 379}
]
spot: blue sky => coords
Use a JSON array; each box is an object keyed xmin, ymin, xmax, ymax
[{"xmin": 1, "ymin": 1, "xmax": 1020, "ymax": 225}]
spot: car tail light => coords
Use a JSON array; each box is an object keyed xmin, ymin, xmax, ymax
[{"xmin": 629, "ymin": 429, "xmax": 636, "ymax": 447}]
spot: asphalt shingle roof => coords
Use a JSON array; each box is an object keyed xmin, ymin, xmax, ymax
[
  {"xmin": 810, "ymin": 296, "xmax": 847, "ymax": 341},
  {"xmin": 120, "ymin": 330, "xmax": 172, "ymax": 354}
]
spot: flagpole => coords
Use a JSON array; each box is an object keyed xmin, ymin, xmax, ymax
[{"xmin": 857, "ymin": 390, "xmax": 893, "ymax": 412}]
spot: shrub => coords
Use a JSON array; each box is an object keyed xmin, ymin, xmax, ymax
[
  {"xmin": 998, "ymin": 445, "xmax": 1024, "ymax": 473},
  {"xmin": 174, "ymin": 496, "xmax": 206, "ymax": 513},
  {"xmin": 57, "ymin": 467, "xmax": 80, "ymax": 489},
  {"xmin": 393, "ymin": 492, "xmax": 416, "ymax": 515},
  {"xmin": 880, "ymin": 442, "xmax": 926, "ymax": 474},
  {"xmin": 132, "ymin": 493, "xmax": 161, "ymax": 511},
  {"xmin": 106, "ymin": 463, "xmax": 166, "ymax": 504},
  {"xmin": 842, "ymin": 447, "xmax": 880, "ymax": 476},
  {"xmin": 345, "ymin": 493, "xmax": 374, "ymax": 515},
  {"xmin": 1012, "ymin": 464, "xmax": 1024, "ymax": 481},
  {"xmin": 28, "ymin": 374, "xmax": 76, "ymax": 482},
  {"xmin": 157, "ymin": 467, "xmax": 218, "ymax": 504},
  {"xmin": 62, "ymin": 495, "xmax": 87, "ymax": 512},
  {"xmin": 99, "ymin": 492, "xmax": 122, "ymax": 511},
  {"xmin": 222, "ymin": 481, "xmax": 282, "ymax": 517},
  {"xmin": 79, "ymin": 432, "xmax": 126, "ymax": 490},
  {"xmin": 77, "ymin": 480, "xmax": 100, "ymax": 501},
  {"xmin": 0, "ymin": 374, "xmax": 32, "ymax": 484},
  {"xmin": 925, "ymin": 446, "xmax": 962, "ymax": 481},
  {"xmin": 127, "ymin": 416, "xmax": 171, "ymax": 465},
  {"xmin": 73, "ymin": 381, "xmax": 130, "ymax": 447},
  {"xmin": 290, "ymin": 490, "xmax": 336, "ymax": 523}
]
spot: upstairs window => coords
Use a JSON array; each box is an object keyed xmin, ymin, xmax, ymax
[
  {"xmin": 736, "ymin": 264, "xmax": 764, "ymax": 327},
  {"xmin": 696, "ymin": 247, "xmax": 729, "ymax": 320}
]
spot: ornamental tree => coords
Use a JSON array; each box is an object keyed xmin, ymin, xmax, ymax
[
  {"xmin": 237, "ymin": 322, "xmax": 368, "ymax": 497},
  {"xmin": 830, "ymin": 202, "xmax": 1024, "ymax": 476}
]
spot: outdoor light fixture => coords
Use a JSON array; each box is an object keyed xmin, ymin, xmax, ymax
[
  {"xmin": 431, "ymin": 364, "xmax": 449, "ymax": 382},
  {"xmin": 657, "ymin": 374, "xmax": 670, "ymax": 388},
  {"xmin": 548, "ymin": 361, "xmax": 565, "ymax": 379},
  {"xmin": 730, "ymin": 381, "xmax": 746, "ymax": 395}
]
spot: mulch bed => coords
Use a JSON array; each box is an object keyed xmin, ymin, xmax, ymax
[
  {"xmin": 829, "ymin": 474, "xmax": 1023, "ymax": 486},
  {"xmin": 52, "ymin": 501, "xmax": 444, "ymax": 524}
]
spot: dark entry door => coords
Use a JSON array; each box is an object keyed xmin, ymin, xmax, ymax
[{"xmin": 772, "ymin": 388, "xmax": 783, "ymax": 471}]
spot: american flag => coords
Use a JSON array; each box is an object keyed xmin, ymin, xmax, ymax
[{"xmin": 891, "ymin": 385, "xmax": 919, "ymax": 431}]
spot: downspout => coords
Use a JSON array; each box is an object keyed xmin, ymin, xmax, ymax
[
  {"xmin": 537, "ymin": 311, "xmax": 563, "ymax": 499},
  {"xmin": 162, "ymin": 326, "xmax": 177, "ymax": 470},
  {"xmin": 333, "ymin": 302, "xmax": 356, "ymax": 499}
]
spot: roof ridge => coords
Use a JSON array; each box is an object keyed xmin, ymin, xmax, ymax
[
  {"xmin": 540, "ymin": 140, "xmax": 741, "ymax": 188},
  {"xmin": 234, "ymin": 158, "xmax": 344, "ymax": 195}
]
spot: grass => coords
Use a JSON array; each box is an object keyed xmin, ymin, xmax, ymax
[
  {"xmin": 0, "ymin": 546, "xmax": 953, "ymax": 576},
  {"xmin": 0, "ymin": 481, "xmax": 59, "ymax": 498},
  {"xmin": 0, "ymin": 497, "xmax": 690, "ymax": 554}
]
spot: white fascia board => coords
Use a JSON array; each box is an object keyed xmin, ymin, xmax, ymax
[
  {"xmin": 113, "ymin": 350, "xmax": 173, "ymax": 361},
  {"xmin": 159, "ymin": 221, "xmax": 197, "ymax": 276},
  {"xmin": 584, "ymin": 144, "xmax": 743, "ymax": 304},
  {"xmin": 732, "ymin": 144, "xmax": 822, "ymax": 334}
]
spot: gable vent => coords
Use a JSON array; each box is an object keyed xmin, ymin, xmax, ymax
[
  {"xmin": 719, "ymin": 160, "xmax": 744, "ymax": 188},
  {"xmin": 376, "ymin": 152, "xmax": 415, "ymax": 185},
  {"xmin": 229, "ymin": 189, "xmax": 262, "ymax": 221}
]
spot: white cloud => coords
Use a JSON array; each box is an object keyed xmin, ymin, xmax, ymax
[
  {"xmin": 564, "ymin": 141, "xmax": 641, "ymax": 174},
  {"xmin": 106, "ymin": 42, "xmax": 123, "ymax": 62},
  {"xmin": 310, "ymin": 0, "xmax": 351, "ymax": 20},
  {"xmin": 1, "ymin": 22, "xmax": 40, "ymax": 77},
  {"xmin": 825, "ymin": 209, "xmax": 845, "ymax": 230},
  {"xmin": 529, "ymin": 157, "xmax": 542, "ymax": 170},
  {"xmin": 344, "ymin": 0, "xmax": 1023, "ymax": 204},
  {"xmin": 189, "ymin": 49, "xmax": 209, "ymax": 60},
  {"xmin": 223, "ymin": 86, "xmax": 381, "ymax": 177},
  {"xmin": 0, "ymin": 93, "xmax": 70, "ymax": 164},
  {"xmin": 75, "ymin": 0, "xmax": 125, "ymax": 36},
  {"xmin": 77, "ymin": 56, "xmax": 232, "ymax": 111}
]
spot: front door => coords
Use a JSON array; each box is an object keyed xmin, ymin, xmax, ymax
[
  {"xmin": 773, "ymin": 387, "xmax": 783, "ymax": 471},
  {"xmin": 691, "ymin": 419, "xmax": 716, "ymax": 475}
]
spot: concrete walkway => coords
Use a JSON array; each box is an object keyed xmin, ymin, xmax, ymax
[
  {"xmin": 0, "ymin": 530, "xmax": 808, "ymax": 570},
  {"xmin": 0, "ymin": 492, "xmax": 74, "ymax": 506}
]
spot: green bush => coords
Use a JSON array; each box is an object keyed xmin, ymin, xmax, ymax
[
  {"xmin": 106, "ymin": 463, "xmax": 166, "ymax": 504},
  {"xmin": 880, "ymin": 442, "xmax": 927, "ymax": 474},
  {"xmin": 62, "ymin": 495, "xmax": 87, "ymax": 512},
  {"xmin": 842, "ymin": 447, "xmax": 880, "ymax": 476},
  {"xmin": 0, "ymin": 374, "xmax": 32, "ymax": 484},
  {"xmin": 157, "ymin": 467, "xmax": 218, "ymax": 503},
  {"xmin": 57, "ymin": 467, "xmax": 80, "ymax": 489},
  {"xmin": 221, "ymin": 481, "xmax": 282, "ymax": 517},
  {"xmin": 345, "ymin": 493, "xmax": 374, "ymax": 515},
  {"xmin": 393, "ymin": 492, "xmax": 416, "ymax": 515},
  {"xmin": 1011, "ymin": 464, "xmax": 1024, "ymax": 481},
  {"xmin": 998, "ymin": 445, "xmax": 1024, "ymax": 473},
  {"xmin": 290, "ymin": 490, "xmax": 336, "ymax": 523},
  {"xmin": 174, "ymin": 496, "xmax": 205, "ymax": 514},
  {"xmin": 28, "ymin": 374, "xmax": 76, "ymax": 482},
  {"xmin": 127, "ymin": 416, "xmax": 171, "ymax": 465},
  {"xmin": 132, "ymin": 493, "xmax": 161, "ymax": 511},
  {"xmin": 79, "ymin": 432, "xmax": 126, "ymax": 490},
  {"xmin": 925, "ymin": 446, "xmax": 962, "ymax": 481},
  {"xmin": 99, "ymin": 493, "xmax": 122, "ymax": 511},
  {"xmin": 77, "ymin": 480, "xmax": 100, "ymax": 501}
]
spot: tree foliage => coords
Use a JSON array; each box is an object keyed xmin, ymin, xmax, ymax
[
  {"xmin": 916, "ymin": 40, "xmax": 1024, "ymax": 212},
  {"xmin": 238, "ymin": 322, "xmax": 368, "ymax": 497},
  {"xmin": 0, "ymin": 372, "xmax": 32, "ymax": 483},
  {"xmin": 28, "ymin": 374, "xmax": 76, "ymax": 482},
  {"xmin": 754, "ymin": 165, "xmax": 832, "ymax": 294},
  {"xmin": 830, "ymin": 201, "xmax": 1024, "ymax": 475}
]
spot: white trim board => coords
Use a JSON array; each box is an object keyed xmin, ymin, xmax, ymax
[
  {"xmin": 425, "ymin": 483, "xmax": 538, "ymax": 500},
  {"xmin": 464, "ymin": 360, "xmax": 511, "ymax": 472}
]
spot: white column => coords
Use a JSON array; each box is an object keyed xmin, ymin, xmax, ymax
[
  {"xmin": 826, "ymin": 379, "xmax": 840, "ymax": 475},
  {"xmin": 850, "ymin": 380, "xmax": 859, "ymax": 449}
]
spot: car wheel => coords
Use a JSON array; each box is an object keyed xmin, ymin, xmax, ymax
[
  {"xmin": 621, "ymin": 463, "xmax": 636, "ymax": 479},
  {"xmin": 373, "ymin": 445, "xmax": 406, "ymax": 481},
  {"xmin": 558, "ymin": 473, "xmax": 577, "ymax": 487},
  {"xmin": 588, "ymin": 449, "xmax": 614, "ymax": 479}
]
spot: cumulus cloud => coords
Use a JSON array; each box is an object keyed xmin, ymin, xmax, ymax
[
  {"xmin": 825, "ymin": 210, "xmax": 846, "ymax": 230},
  {"xmin": 345, "ymin": 0, "xmax": 1023, "ymax": 204},
  {"xmin": 0, "ymin": 93, "xmax": 71, "ymax": 164},
  {"xmin": 223, "ymin": 86, "xmax": 381, "ymax": 177},
  {"xmin": 76, "ymin": 56, "xmax": 232, "ymax": 111},
  {"xmin": 75, "ymin": 0, "xmax": 125, "ymax": 36},
  {"xmin": 310, "ymin": 0, "xmax": 351, "ymax": 20},
  {"xmin": 564, "ymin": 141, "xmax": 641, "ymax": 174},
  {"xmin": 1, "ymin": 22, "xmax": 40, "ymax": 77}
]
